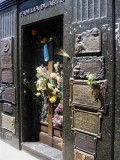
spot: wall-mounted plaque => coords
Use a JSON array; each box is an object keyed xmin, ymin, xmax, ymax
[
  {"xmin": 72, "ymin": 109, "xmax": 102, "ymax": 138},
  {"xmin": 1, "ymin": 56, "xmax": 12, "ymax": 69},
  {"xmin": 72, "ymin": 56, "xmax": 104, "ymax": 79},
  {"xmin": 2, "ymin": 69, "xmax": 13, "ymax": 83},
  {"xmin": 75, "ymin": 28, "xmax": 101, "ymax": 54},
  {"xmin": 1, "ymin": 113, "xmax": 15, "ymax": 134},
  {"xmin": 74, "ymin": 132, "xmax": 97, "ymax": 155},
  {"xmin": 1, "ymin": 37, "xmax": 12, "ymax": 56},
  {"xmin": 2, "ymin": 87, "xmax": 15, "ymax": 104},
  {"xmin": 74, "ymin": 149, "xmax": 94, "ymax": 160},
  {"xmin": 3, "ymin": 103, "xmax": 13, "ymax": 114},
  {"xmin": 69, "ymin": 78, "xmax": 107, "ymax": 111}
]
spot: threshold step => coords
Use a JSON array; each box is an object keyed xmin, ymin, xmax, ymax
[{"xmin": 22, "ymin": 142, "xmax": 63, "ymax": 160}]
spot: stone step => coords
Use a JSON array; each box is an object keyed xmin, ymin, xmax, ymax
[{"xmin": 22, "ymin": 142, "xmax": 63, "ymax": 160}]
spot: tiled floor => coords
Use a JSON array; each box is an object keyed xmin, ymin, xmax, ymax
[{"xmin": 0, "ymin": 139, "xmax": 39, "ymax": 160}]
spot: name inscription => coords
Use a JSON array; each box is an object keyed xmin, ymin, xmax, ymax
[
  {"xmin": 72, "ymin": 56, "xmax": 104, "ymax": 79},
  {"xmin": 72, "ymin": 109, "xmax": 102, "ymax": 138},
  {"xmin": 74, "ymin": 132, "xmax": 97, "ymax": 155},
  {"xmin": 73, "ymin": 84, "xmax": 101, "ymax": 108},
  {"xmin": 20, "ymin": 0, "xmax": 65, "ymax": 17}
]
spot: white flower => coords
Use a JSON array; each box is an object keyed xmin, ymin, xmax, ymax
[
  {"xmin": 48, "ymin": 83, "xmax": 54, "ymax": 90},
  {"xmin": 50, "ymin": 72, "xmax": 57, "ymax": 79}
]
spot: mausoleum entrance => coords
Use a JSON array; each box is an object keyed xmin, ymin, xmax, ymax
[{"xmin": 21, "ymin": 16, "xmax": 63, "ymax": 150}]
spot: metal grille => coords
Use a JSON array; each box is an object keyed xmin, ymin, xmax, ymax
[
  {"xmin": 73, "ymin": 0, "xmax": 107, "ymax": 22},
  {"xmin": 0, "ymin": 10, "xmax": 16, "ymax": 38}
]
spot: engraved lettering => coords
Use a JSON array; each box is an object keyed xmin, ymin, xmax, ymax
[
  {"xmin": 20, "ymin": 0, "xmax": 65, "ymax": 17},
  {"xmin": 72, "ymin": 109, "xmax": 102, "ymax": 138}
]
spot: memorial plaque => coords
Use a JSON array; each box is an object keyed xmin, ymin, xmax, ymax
[
  {"xmin": 1, "ymin": 113, "xmax": 15, "ymax": 134},
  {"xmin": 72, "ymin": 109, "xmax": 102, "ymax": 138},
  {"xmin": 72, "ymin": 56, "xmax": 104, "ymax": 79},
  {"xmin": 1, "ymin": 56, "xmax": 12, "ymax": 69},
  {"xmin": 74, "ymin": 149, "xmax": 94, "ymax": 160},
  {"xmin": 2, "ymin": 87, "xmax": 15, "ymax": 104},
  {"xmin": 2, "ymin": 69, "xmax": 13, "ymax": 83},
  {"xmin": 70, "ymin": 79, "xmax": 107, "ymax": 111},
  {"xmin": 74, "ymin": 132, "xmax": 97, "ymax": 155},
  {"xmin": 1, "ymin": 37, "xmax": 12, "ymax": 56},
  {"xmin": 3, "ymin": 103, "xmax": 13, "ymax": 114},
  {"xmin": 75, "ymin": 28, "xmax": 101, "ymax": 54}
]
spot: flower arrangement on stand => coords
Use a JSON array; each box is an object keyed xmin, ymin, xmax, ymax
[{"xmin": 35, "ymin": 61, "xmax": 63, "ymax": 129}]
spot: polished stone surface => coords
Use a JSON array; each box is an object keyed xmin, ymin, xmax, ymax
[{"xmin": 22, "ymin": 142, "xmax": 63, "ymax": 160}]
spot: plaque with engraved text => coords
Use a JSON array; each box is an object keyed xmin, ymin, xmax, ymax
[
  {"xmin": 2, "ymin": 87, "xmax": 15, "ymax": 104},
  {"xmin": 1, "ymin": 56, "xmax": 12, "ymax": 69},
  {"xmin": 75, "ymin": 28, "xmax": 101, "ymax": 54},
  {"xmin": 1, "ymin": 37, "xmax": 12, "ymax": 56},
  {"xmin": 72, "ymin": 56, "xmax": 104, "ymax": 79},
  {"xmin": 3, "ymin": 103, "xmax": 13, "ymax": 114},
  {"xmin": 2, "ymin": 69, "xmax": 13, "ymax": 83},
  {"xmin": 72, "ymin": 109, "xmax": 102, "ymax": 138},
  {"xmin": 74, "ymin": 132, "xmax": 97, "ymax": 155},
  {"xmin": 69, "ymin": 79, "xmax": 107, "ymax": 111},
  {"xmin": 1, "ymin": 113, "xmax": 15, "ymax": 134},
  {"xmin": 74, "ymin": 149, "xmax": 94, "ymax": 160}
]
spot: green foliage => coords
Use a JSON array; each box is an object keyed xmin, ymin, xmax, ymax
[{"xmin": 86, "ymin": 74, "xmax": 96, "ymax": 88}]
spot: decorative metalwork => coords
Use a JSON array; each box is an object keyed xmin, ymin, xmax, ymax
[
  {"xmin": 72, "ymin": 56, "xmax": 104, "ymax": 79},
  {"xmin": 73, "ymin": 0, "xmax": 107, "ymax": 22},
  {"xmin": 72, "ymin": 108, "xmax": 102, "ymax": 138},
  {"xmin": 1, "ymin": 37, "xmax": 12, "ymax": 56},
  {"xmin": 75, "ymin": 28, "xmax": 101, "ymax": 54},
  {"xmin": 0, "ymin": 11, "xmax": 16, "ymax": 38},
  {"xmin": 74, "ymin": 131, "xmax": 97, "ymax": 155},
  {"xmin": 69, "ymin": 78, "xmax": 107, "ymax": 111}
]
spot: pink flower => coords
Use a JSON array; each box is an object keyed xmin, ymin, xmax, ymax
[
  {"xmin": 56, "ymin": 76, "xmax": 61, "ymax": 84},
  {"xmin": 55, "ymin": 103, "xmax": 63, "ymax": 113}
]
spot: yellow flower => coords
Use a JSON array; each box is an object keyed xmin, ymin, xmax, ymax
[
  {"xmin": 35, "ymin": 92, "xmax": 41, "ymax": 97},
  {"xmin": 49, "ymin": 95, "xmax": 57, "ymax": 103}
]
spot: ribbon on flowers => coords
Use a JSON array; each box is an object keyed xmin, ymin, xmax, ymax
[{"xmin": 44, "ymin": 44, "xmax": 50, "ymax": 62}]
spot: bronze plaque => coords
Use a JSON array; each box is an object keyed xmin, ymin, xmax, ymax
[
  {"xmin": 72, "ymin": 56, "xmax": 104, "ymax": 79},
  {"xmin": 74, "ymin": 132, "xmax": 97, "ymax": 155},
  {"xmin": 3, "ymin": 103, "xmax": 13, "ymax": 114},
  {"xmin": 2, "ymin": 69, "xmax": 13, "ymax": 83},
  {"xmin": 2, "ymin": 87, "xmax": 15, "ymax": 104},
  {"xmin": 75, "ymin": 28, "xmax": 101, "ymax": 54},
  {"xmin": 72, "ymin": 109, "xmax": 102, "ymax": 138},
  {"xmin": 74, "ymin": 149, "xmax": 94, "ymax": 160},
  {"xmin": 1, "ymin": 56, "xmax": 12, "ymax": 69},
  {"xmin": 70, "ymin": 79, "xmax": 107, "ymax": 111},
  {"xmin": 1, "ymin": 113, "xmax": 15, "ymax": 134},
  {"xmin": 1, "ymin": 37, "xmax": 12, "ymax": 56}
]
